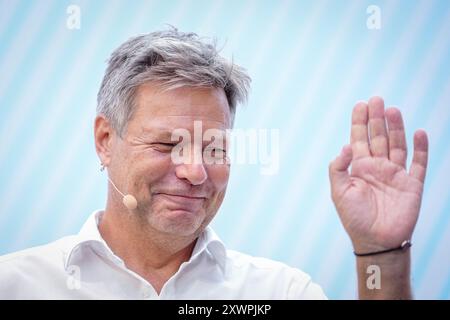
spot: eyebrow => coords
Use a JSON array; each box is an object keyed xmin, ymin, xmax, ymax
[{"xmin": 139, "ymin": 127, "xmax": 174, "ymax": 140}]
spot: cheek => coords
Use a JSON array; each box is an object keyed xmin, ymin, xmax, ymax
[
  {"xmin": 206, "ymin": 164, "xmax": 230, "ymax": 191},
  {"xmin": 204, "ymin": 165, "xmax": 229, "ymax": 215},
  {"xmin": 132, "ymin": 152, "xmax": 173, "ymax": 184}
]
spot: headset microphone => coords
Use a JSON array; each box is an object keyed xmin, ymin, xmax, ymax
[{"xmin": 107, "ymin": 177, "xmax": 138, "ymax": 210}]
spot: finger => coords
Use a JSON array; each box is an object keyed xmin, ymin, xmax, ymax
[
  {"xmin": 351, "ymin": 101, "xmax": 371, "ymax": 160},
  {"xmin": 329, "ymin": 145, "xmax": 352, "ymax": 197},
  {"xmin": 368, "ymin": 96, "xmax": 389, "ymax": 158},
  {"xmin": 409, "ymin": 129, "xmax": 428, "ymax": 183},
  {"xmin": 385, "ymin": 107, "xmax": 407, "ymax": 168}
]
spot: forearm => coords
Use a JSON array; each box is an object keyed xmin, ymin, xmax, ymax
[{"xmin": 356, "ymin": 250, "xmax": 412, "ymax": 299}]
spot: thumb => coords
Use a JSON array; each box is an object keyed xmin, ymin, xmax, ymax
[{"xmin": 329, "ymin": 144, "xmax": 353, "ymax": 196}]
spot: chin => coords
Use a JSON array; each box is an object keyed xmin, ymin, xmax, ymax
[{"xmin": 147, "ymin": 209, "xmax": 205, "ymax": 237}]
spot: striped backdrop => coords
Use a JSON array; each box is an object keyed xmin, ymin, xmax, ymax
[{"xmin": 0, "ymin": 0, "xmax": 449, "ymax": 299}]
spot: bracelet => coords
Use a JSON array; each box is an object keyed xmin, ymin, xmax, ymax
[{"xmin": 353, "ymin": 240, "xmax": 412, "ymax": 257}]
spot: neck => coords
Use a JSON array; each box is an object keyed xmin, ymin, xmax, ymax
[{"xmin": 98, "ymin": 205, "xmax": 197, "ymax": 294}]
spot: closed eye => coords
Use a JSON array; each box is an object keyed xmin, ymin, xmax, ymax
[
  {"xmin": 153, "ymin": 142, "xmax": 177, "ymax": 152},
  {"xmin": 205, "ymin": 147, "xmax": 227, "ymax": 157},
  {"xmin": 157, "ymin": 143, "xmax": 177, "ymax": 147}
]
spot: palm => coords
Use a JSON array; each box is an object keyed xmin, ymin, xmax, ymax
[
  {"xmin": 338, "ymin": 157, "xmax": 423, "ymax": 249},
  {"xmin": 329, "ymin": 97, "xmax": 428, "ymax": 252}
]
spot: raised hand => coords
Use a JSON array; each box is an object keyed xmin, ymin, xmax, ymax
[{"xmin": 329, "ymin": 96, "xmax": 428, "ymax": 254}]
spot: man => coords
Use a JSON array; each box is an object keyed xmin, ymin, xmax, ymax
[{"xmin": 0, "ymin": 29, "xmax": 428, "ymax": 299}]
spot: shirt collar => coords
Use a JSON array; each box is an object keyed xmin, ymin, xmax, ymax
[
  {"xmin": 64, "ymin": 210, "xmax": 227, "ymax": 272},
  {"xmin": 191, "ymin": 224, "xmax": 227, "ymax": 271},
  {"xmin": 64, "ymin": 210, "xmax": 118, "ymax": 271}
]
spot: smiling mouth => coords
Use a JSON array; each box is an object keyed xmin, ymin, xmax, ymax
[
  {"xmin": 153, "ymin": 192, "xmax": 206, "ymax": 212},
  {"xmin": 155, "ymin": 192, "xmax": 206, "ymax": 200}
]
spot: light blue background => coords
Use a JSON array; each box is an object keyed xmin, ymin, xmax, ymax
[{"xmin": 1, "ymin": 0, "xmax": 449, "ymax": 299}]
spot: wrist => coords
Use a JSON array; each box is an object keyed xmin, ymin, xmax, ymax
[
  {"xmin": 356, "ymin": 249, "xmax": 412, "ymax": 299},
  {"xmin": 353, "ymin": 240, "xmax": 412, "ymax": 257}
]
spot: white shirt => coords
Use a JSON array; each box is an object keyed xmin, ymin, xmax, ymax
[{"xmin": 0, "ymin": 210, "xmax": 327, "ymax": 299}]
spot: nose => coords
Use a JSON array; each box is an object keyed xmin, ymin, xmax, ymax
[{"xmin": 175, "ymin": 163, "xmax": 208, "ymax": 185}]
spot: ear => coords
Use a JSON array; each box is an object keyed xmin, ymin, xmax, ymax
[{"xmin": 94, "ymin": 115, "xmax": 115, "ymax": 167}]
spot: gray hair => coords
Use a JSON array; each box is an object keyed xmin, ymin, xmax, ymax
[{"xmin": 97, "ymin": 28, "xmax": 251, "ymax": 136}]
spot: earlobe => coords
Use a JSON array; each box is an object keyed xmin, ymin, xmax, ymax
[{"xmin": 94, "ymin": 115, "xmax": 113, "ymax": 167}]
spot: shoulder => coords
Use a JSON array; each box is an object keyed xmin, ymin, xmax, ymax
[
  {"xmin": 0, "ymin": 236, "xmax": 76, "ymax": 266},
  {"xmin": 0, "ymin": 236, "xmax": 77, "ymax": 298},
  {"xmin": 224, "ymin": 249, "xmax": 327, "ymax": 299}
]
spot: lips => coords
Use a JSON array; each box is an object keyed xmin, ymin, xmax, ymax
[
  {"xmin": 153, "ymin": 192, "xmax": 206, "ymax": 210},
  {"xmin": 155, "ymin": 192, "xmax": 206, "ymax": 200}
]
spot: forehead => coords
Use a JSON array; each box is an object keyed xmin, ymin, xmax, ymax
[{"xmin": 130, "ymin": 83, "xmax": 231, "ymax": 133}]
